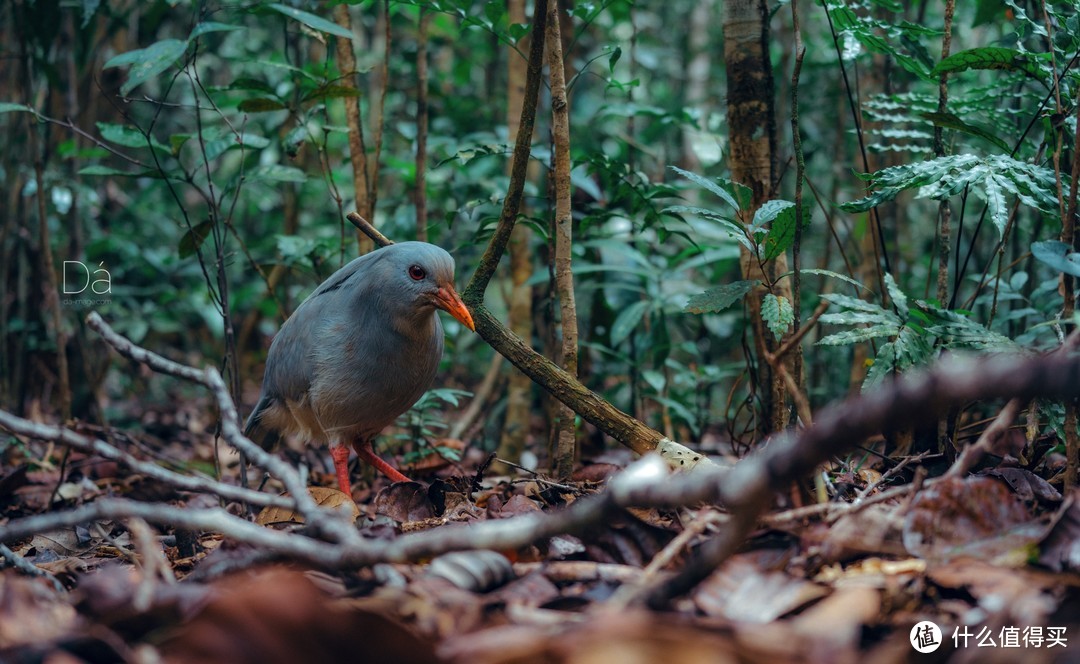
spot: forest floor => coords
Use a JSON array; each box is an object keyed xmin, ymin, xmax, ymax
[{"xmin": 2, "ymin": 370, "xmax": 1080, "ymax": 664}]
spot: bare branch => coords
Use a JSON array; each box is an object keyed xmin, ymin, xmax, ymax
[{"xmin": 0, "ymin": 410, "xmax": 290, "ymax": 508}]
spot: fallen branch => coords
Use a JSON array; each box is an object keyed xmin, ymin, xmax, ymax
[{"xmin": 0, "ymin": 411, "xmax": 290, "ymax": 509}]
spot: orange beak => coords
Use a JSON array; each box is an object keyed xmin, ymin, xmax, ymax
[{"xmin": 433, "ymin": 285, "xmax": 475, "ymax": 331}]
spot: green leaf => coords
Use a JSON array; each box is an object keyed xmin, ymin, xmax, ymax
[
  {"xmin": 248, "ymin": 164, "xmax": 307, "ymax": 183},
  {"xmin": 78, "ymin": 165, "xmax": 143, "ymax": 176},
  {"xmin": 1031, "ymin": 240, "xmax": 1080, "ymax": 277},
  {"xmin": 757, "ymin": 201, "xmax": 798, "ymax": 261},
  {"xmin": 822, "ymin": 293, "xmax": 889, "ymax": 315},
  {"xmin": 610, "ymin": 300, "xmax": 650, "ymax": 345},
  {"xmin": 238, "ymin": 98, "xmax": 287, "ymax": 113},
  {"xmin": 777, "ymin": 268, "xmax": 870, "ymax": 292},
  {"xmin": 841, "ymin": 154, "xmax": 1059, "ymax": 241},
  {"xmin": 268, "ymin": 4, "xmax": 356, "ymax": 41},
  {"xmin": 483, "ymin": 0, "xmax": 504, "ymax": 27},
  {"xmin": 818, "ymin": 325, "xmax": 901, "ymax": 346},
  {"xmin": 190, "ymin": 22, "xmax": 244, "ymax": 40},
  {"xmin": 203, "ymin": 133, "xmax": 271, "ymax": 162},
  {"xmin": 669, "ymin": 165, "xmax": 741, "ymax": 212},
  {"xmin": 96, "ymin": 122, "xmax": 168, "ymax": 153},
  {"xmin": 884, "ymin": 273, "xmax": 908, "ymax": 318},
  {"xmin": 918, "ymin": 111, "xmax": 1010, "ymax": 152},
  {"xmin": 684, "ymin": 280, "xmax": 757, "ymax": 314},
  {"xmin": 931, "ymin": 46, "xmax": 1047, "ymax": 82},
  {"xmin": 301, "ymin": 85, "xmax": 361, "ymax": 102},
  {"xmin": 751, "ymin": 199, "xmax": 795, "ymax": 229},
  {"xmin": 762, "ymin": 293, "xmax": 794, "ymax": 342},
  {"xmin": 663, "ymin": 205, "xmax": 753, "ymax": 252},
  {"xmin": 508, "ymin": 23, "xmax": 530, "ymax": 41},
  {"xmin": 0, "ymin": 102, "xmax": 32, "ymax": 114},
  {"xmin": 983, "ymin": 173, "xmax": 1009, "ymax": 237},
  {"xmin": 179, "ymin": 219, "xmax": 214, "ymax": 258},
  {"xmin": 169, "ymin": 133, "xmax": 191, "ymax": 156},
  {"xmin": 104, "ymin": 39, "xmax": 189, "ymax": 96},
  {"xmin": 230, "ymin": 77, "xmax": 274, "ymax": 93},
  {"xmin": 818, "ymin": 311, "xmax": 899, "ymax": 326},
  {"xmin": 608, "ymin": 46, "xmax": 622, "ymax": 72}
]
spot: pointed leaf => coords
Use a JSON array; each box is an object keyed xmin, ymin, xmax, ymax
[
  {"xmin": 268, "ymin": 4, "xmax": 356, "ymax": 41},
  {"xmin": 885, "ymin": 273, "xmax": 908, "ymax": 317},
  {"xmin": 104, "ymin": 39, "xmax": 189, "ymax": 96},
  {"xmin": 670, "ymin": 165, "xmax": 741, "ymax": 211},
  {"xmin": 684, "ymin": 280, "xmax": 757, "ymax": 314},
  {"xmin": 179, "ymin": 219, "xmax": 214, "ymax": 258},
  {"xmin": 919, "ymin": 111, "xmax": 1010, "ymax": 152},
  {"xmin": 96, "ymin": 122, "xmax": 168, "ymax": 153},
  {"xmin": 190, "ymin": 22, "xmax": 244, "ymax": 39},
  {"xmin": 930, "ymin": 46, "xmax": 1047, "ymax": 82},
  {"xmin": 762, "ymin": 293, "xmax": 794, "ymax": 342},
  {"xmin": 248, "ymin": 164, "xmax": 307, "ymax": 183},
  {"xmin": 1032, "ymin": 241, "xmax": 1080, "ymax": 277},
  {"xmin": 0, "ymin": 103, "xmax": 32, "ymax": 114},
  {"xmin": 238, "ymin": 98, "xmax": 287, "ymax": 113},
  {"xmin": 610, "ymin": 300, "xmax": 650, "ymax": 345}
]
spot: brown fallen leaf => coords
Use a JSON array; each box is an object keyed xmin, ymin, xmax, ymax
[
  {"xmin": 159, "ymin": 567, "xmax": 440, "ymax": 664},
  {"xmin": 981, "ymin": 467, "xmax": 1061, "ymax": 505},
  {"xmin": 375, "ymin": 481, "xmax": 436, "ymax": 523},
  {"xmin": 927, "ymin": 559, "xmax": 1062, "ymax": 628},
  {"xmin": 255, "ymin": 487, "xmax": 360, "ymax": 527},
  {"xmin": 694, "ymin": 555, "xmax": 829, "ymax": 623},
  {"xmin": 902, "ymin": 476, "xmax": 1050, "ymax": 564},
  {"xmin": 1039, "ymin": 490, "xmax": 1080, "ymax": 572},
  {"xmin": 0, "ymin": 572, "xmax": 77, "ymax": 650}
]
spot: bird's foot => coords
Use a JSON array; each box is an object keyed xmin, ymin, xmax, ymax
[
  {"xmin": 354, "ymin": 440, "xmax": 411, "ymax": 484},
  {"xmin": 329, "ymin": 445, "xmax": 353, "ymax": 496}
]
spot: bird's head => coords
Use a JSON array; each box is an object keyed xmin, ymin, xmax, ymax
[{"xmin": 379, "ymin": 242, "xmax": 475, "ymax": 332}]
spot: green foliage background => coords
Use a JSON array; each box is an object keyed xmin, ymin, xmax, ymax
[{"xmin": 2, "ymin": 0, "xmax": 1078, "ymax": 451}]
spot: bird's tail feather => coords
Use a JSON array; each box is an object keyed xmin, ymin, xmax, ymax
[{"xmin": 244, "ymin": 397, "xmax": 281, "ymax": 451}]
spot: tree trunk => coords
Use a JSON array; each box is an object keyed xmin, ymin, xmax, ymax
[
  {"xmin": 496, "ymin": 0, "xmax": 536, "ymax": 470},
  {"xmin": 332, "ymin": 4, "xmax": 373, "ymax": 254},
  {"xmin": 546, "ymin": 0, "xmax": 578, "ymax": 481},
  {"xmin": 722, "ymin": 0, "xmax": 792, "ymax": 437}
]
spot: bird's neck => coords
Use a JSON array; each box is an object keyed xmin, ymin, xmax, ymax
[{"xmin": 392, "ymin": 306, "xmax": 439, "ymax": 342}]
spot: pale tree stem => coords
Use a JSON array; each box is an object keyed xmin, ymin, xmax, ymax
[
  {"xmin": 546, "ymin": 0, "xmax": 578, "ymax": 481},
  {"xmin": 332, "ymin": 4, "xmax": 372, "ymax": 253}
]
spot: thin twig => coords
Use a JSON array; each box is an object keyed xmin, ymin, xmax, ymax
[{"xmin": 0, "ymin": 543, "xmax": 65, "ymax": 592}]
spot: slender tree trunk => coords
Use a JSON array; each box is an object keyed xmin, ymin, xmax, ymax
[
  {"xmin": 20, "ymin": 9, "xmax": 71, "ymax": 422},
  {"xmin": 496, "ymin": 0, "xmax": 535, "ymax": 469},
  {"xmin": 547, "ymin": 0, "xmax": 577, "ymax": 480},
  {"xmin": 332, "ymin": 4, "xmax": 372, "ymax": 254},
  {"xmin": 369, "ymin": 0, "xmax": 391, "ymax": 221},
  {"xmin": 1062, "ymin": 71, "xmax": 1080, "ymax": 488},
  {"xmin": 722, "ymin": 0, "xmax": 791, "ymax": 436},
  {"xmin": 415, "ymin": 9, "xmax": 430, "ymax": 242}
]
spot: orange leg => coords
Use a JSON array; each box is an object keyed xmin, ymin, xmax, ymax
[
  {"xmin": 329, "ymin": 444, "xmax": 353, "ymax": 495},
  {"xmin": 353, "ymin": 439, "xmax": 410, "ymax": 484}
]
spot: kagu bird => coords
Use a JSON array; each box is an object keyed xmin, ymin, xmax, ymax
[{"xmin": 244, "ymin": 242, "xmax": 475, "ymax": 495}]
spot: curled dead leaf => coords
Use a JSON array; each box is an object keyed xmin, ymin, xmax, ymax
[{"xmin": 255, "ymin": 487, "xmax": 360, "ymax": 527}]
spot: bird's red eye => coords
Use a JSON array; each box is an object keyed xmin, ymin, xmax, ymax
[{"xmin": 408, "ymin": 265, "xmax": 426, "ymax": 281}]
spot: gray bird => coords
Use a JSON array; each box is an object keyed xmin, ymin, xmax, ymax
[{"xmin": 244, "ymin": 241, "xmax": 475, "ymax": 494}]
